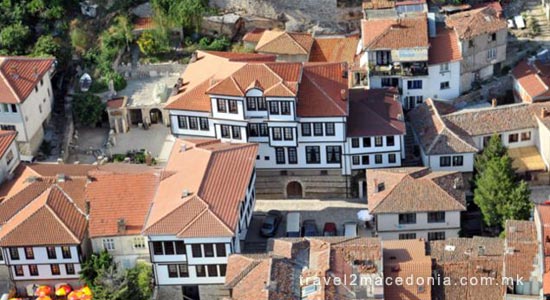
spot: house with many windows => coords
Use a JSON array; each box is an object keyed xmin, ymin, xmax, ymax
[
  {"xmin": 366, "ymin": 167, "xmax": 466, "ymax": 241},
  {"xmin": 0, "ymin": 57, "xmax": 55, "ymax": 157},
  {"xmin": 0, "ymin": 130, "xmax": 19, "ymax": 184},
  {"xmin": 142, "ymin": 139, "xmax": 257, "ymax": 298}
]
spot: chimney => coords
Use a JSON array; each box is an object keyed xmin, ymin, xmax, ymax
[
  {"xmin": 180, "ymin": 144, "xmax": 187, "ymax": 152},
  {"xmin": 478, "ymin": 245, "xmax": 485, "ymax": 256},
  {"xmin": 33, "ymin": 67, "xmax": 39, "ymax": 78},
  {"xmin": 397, "ymin": 113, "xmax": 403, "ymax": 121},
  {"xmin": 373, "ymin": 179, "xmax": 379, "ymax": 193},
  {"xmin": 491, "ymin": 98, "xmax": 497, "ymax": 107},
  {"xmin": 9, "ymin": 66, "xmax": 18, "ymax": 79},
  {"xmin": 341, "ymin": 63, "xmax": 348, "ymax": 79},
  {"xmin": 182, "ymin": 189, "xmax": 190, "ymax": 198},
  {"xmin": 117, "ymin": 218, "xmax": 126, "ymax": 234},
  {"xmin": 85, "ymin": 201, "xmax": 90, "ymax": 214},
  {"xmin": 542, "ymin": 108, "xmax": 548, "ymax": 119},
  {"xmin": 56, "ymin": 173, "xmax": 66, "ymax": 183},
  {"xmin": 340, "ymin": 89, "xmax": 347, "ymax": 101},
  {"xmin": 190, "ymin": 51, "xmax": 198, "ymax": 63}
]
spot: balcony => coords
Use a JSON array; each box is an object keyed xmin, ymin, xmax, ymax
[{"xmin": 369, "ymin": 62, "xmax": 428, "ymax": 77}]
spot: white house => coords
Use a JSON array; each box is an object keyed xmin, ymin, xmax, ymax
[
  {"xmin": 142, "ymin": 139, "xmax": 257, "ymax": 296},
  {"xmin": 367, "ymin": 167, "xmax": 466, "ymax": 241},
  {"xmin": 0, "ymin": 57, "xmax": 55, "ymax": 157},
  {"xmin": 0, "ymin": 130, "xmax": 19, "ymax": 184}
]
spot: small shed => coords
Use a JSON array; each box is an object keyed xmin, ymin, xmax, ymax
[
  {"xmin": 201, "ymin": 13, "xmax": 245, "ymax": 40},
  {"xmin": 106, "ymin": 96, "xmax": 129, "ymax": 134}
]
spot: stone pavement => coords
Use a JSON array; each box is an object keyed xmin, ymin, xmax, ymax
[
  {"xmin": 108, "ymin": 124, "xmax": 175, "ymax": 164},
  {"xmin": 530, "ymin": 185, "xmax": 550, "ymax": 203}
]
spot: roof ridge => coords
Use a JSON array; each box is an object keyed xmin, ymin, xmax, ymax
[
  {"xmin": 43, "ymin": 204, "xmax": 81, "ymax": 244},
  {"xmin": 225, "ymin": 259, "xmax": 263, "ymax": 288},
  {"xmin": 425, "ymin": 175, "xmax": 466, "ymax": 210},
  {"xmin": 143, "ymin": 195, "xmax": 207, "ymax": 233},
  {"xmin": 50, "ymin": 184, "xmax": 88, "ymax": 218},
  {"xmin": 0, "ymin": 64, "xmax": 21, "ymax": 103},
  {"xmin": 176, "ymin": 205, "xmax": 210, "ymax": 236},
  {"xmin": 263, "ymin": 63, "xmax": 285, "ymax": 83},
  {"xmin": 0, "ymin": 205, "xmax": 47, "ymax": 244},
  {"xmin": 370, "ymin": 173, "xmax": 408, "ymax": 212},
  {"xmin": 302, "ymin": 71, "xmax": 346, "ymax": 115}
]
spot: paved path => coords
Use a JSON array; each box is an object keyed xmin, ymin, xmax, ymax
[{"xmin": 109, "ymin": 124, "xmax": 174, "ymax": 164}]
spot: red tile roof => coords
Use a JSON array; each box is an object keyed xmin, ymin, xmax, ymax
[
  {"xmin": 106, "ymin": 97, "xmax": 126, "ymax": 109},
  {"xmin": 255, "ymin": 30, "xmax": 314, "ymax": 55},
  {"xmin": 297, "ymin": 62, "xmax": 348, "ymax": 117},
  {"xmin": 133, "ymin": 17, "xmax": 156, "ymax": 31},
  {"xmin": 242, "ymin": 28, "xmax": 266, "ymax": 43},
  {"xmin": 309, "ymin": 35, "xmax": 359, "ymax": 64},
  {"xmin": 143, "ymin": 139, "xmax": 258, "ymax": 238},
  {"xmin": 428, "ymin": 27, "xmax": 462, "ymax": 65},
  {"xmin": 512, "ymin": 59, "xmax": 550, "ymax": 102},
  {"xmin": 347, "ymin": 88, "xmax": 405, "ymax": 137},
  {"xmin": 504, "ymin": 220, "xmax": 538, "ymax": 281},
  {"xmin": 0, "ymin": 57, "xmax": 54, "ymax": 104},
  {"xmin": 445, "ymin": 6, "xmax": 507, "ymax": 40},
  {"xmin": 361, "ymin": 16, "xmax": 429, "ymax": 50},
  {"xmin": 0, "ymin": 130, "xmax": 16, "ymax": 158}
]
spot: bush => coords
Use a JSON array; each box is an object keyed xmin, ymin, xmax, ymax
[
  {"xmin": 105, "ymin": 72, "xmax": 127, "ymax": 91},
  {"xmin": 73, "ymin": 93, "xmax": 106, "ymax": 127},
  {"xmin": 88, "ymin": 80, "xmax": 108, "ymax": 93},
  {"xmin": 197, "ymin": 36, "xmax": 230, "ymax": 51},
  {"xmin": 137, "ymin": 30, "xmax": 169, "ymax": 56}
]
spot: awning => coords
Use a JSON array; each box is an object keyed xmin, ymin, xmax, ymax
[{"xmin": 508, "ymin": 146, "xmax": 547, "ymax": 172}]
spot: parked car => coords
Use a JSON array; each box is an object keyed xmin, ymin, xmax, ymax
[
  {"xmin": 344, "ymin": 221, "xmax": 358, "ymax": 237},
  {"xmin": 260, "ymin": 210, "xmax": 283, "ymax": 237},
  {"xmin": 323, "ymin": 222, "xmax": 337, "ymax": 236},
  {"xmin": 286, "ymin": 212, "xmax": 301, "ymax": 237},
  {"xmin": 302, "ymin": 219, "xmax": 319, "ymax": 237}
]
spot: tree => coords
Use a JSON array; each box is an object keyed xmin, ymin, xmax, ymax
[
  {"xmin": 32, "ymin": 35, "xmax": 61, "ymax": 57},
  {"xmin": 0, "ymin": 23, "xmax": 31, "ymax": 54},
  {"xmin": 93, "ymin": 265, "xmax": 129, "ymax": 300},
  {"xmin": 80, "ymin": 250, "xmax": 114, "ymax": 287},
  {"xmin": 126, "ymin": 262, "xmax": 153, "ymax": 300},
  {"xmin": 136, "ymin": 29, "xmax": 169, "ymax": 55},
  {"xmin": 152, "ymin": 0, "xmax": 208, "ymax": 32},
  {"xmin": 474, "ymin": 134, "xmax": 507, "ymax": 175},
  {"xmin": 72, "ymin": 93, "xmax": 106, "ymax": 127}
]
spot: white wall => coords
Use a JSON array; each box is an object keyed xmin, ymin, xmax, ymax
[
  {"xmin": 0, "ymin": 141, "xmax": 19, "ymax": 184},
  {"xmin": 91, "ymin": 235, "xmax": 150, "ymax": 269},
  {"xmin": 472, "ymin": 129, "xmax": 537, "ymax": 150},
  {"xmin": 425, "ymin": 153, "xmax": 475, "ymax": 172},
  {"xmin": 425, "ymin": 61, "xmax": 461, "ymax": 100},
  {"xmin": 537, "ymin": 120, "xmax": 550, "ymax": 168},
  {"xmin": 169, "ymin": 110, "xmax": 215, "ymax": 138},
  {"xmin": 5, "ymin": 245, "xmax": 81, "ymax": 281},
  {"xmin": 375, "ymin": 211, "xmax": 461, "ymax": 240},
  {"xmin": 377, "ymin": 228, "xmax": 460, "ymax": 241}
]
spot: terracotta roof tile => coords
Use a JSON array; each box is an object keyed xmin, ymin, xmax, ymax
[
  {"xmin": 133, "ymin": 17, "xmax": 156, "ymax": 31},
  {"xmin": 0, "ymin": 130, "xmax": 16, "ymax": 158},
  {"xmin": 309, "ymin": 35, "xmax": 359, "ymax": 64},
  {"xmin": 428, "ymin": 27, "xmax": 462, "ymax": 65},
  {"xmin": 0, "ymin": 57, "xmax": 54, "ymax": 104},
  {"xmin": 512, "ymin": 59, "xmax": 550, "ymax": 102},
  {"xmin": 347, "ymin": 88, "xmax": 405, "ymax": 137},
  {"xmin": 255, "ymin": 30, "xmax": 314, "ymax": 55},
  {"xmin": 367, "ymin": 167, "xmax": 466, "ymax": 213},
  {"xmin": 297, "ymin": 63, "xmax": 348, "ymax": 117},
  {"xmin": 446, "ymin": 6, "xmax": 507, "ymax": 40},
  {"xmin": 504, "ymin": 220, "xmax": 538, "ymax": 281},
  {"xmin": 242, "ymin": 28, "xmax": 267, "ymax": 43},
  {"xmin": 361, "ymin": 16, "xmax": 429, "ymax": 50}
]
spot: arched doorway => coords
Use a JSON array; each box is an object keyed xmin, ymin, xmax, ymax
[
  {"xmin": 149, "ymin": 109, "xmax": 162, "ymax": 124},
  {"xmin": 286, "ymin": 181, "xmax": 303, "ymax": 199}
]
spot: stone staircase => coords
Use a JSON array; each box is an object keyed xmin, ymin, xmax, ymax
[
  {"xmin": 255, "ymin": 169, "xmax": 350, "ymax": 199},
  {"xmin": 402, "ymin": 122, "xmax": 423, "ymax": 167},
  {"xmin": 524, "ymin": 0, "xmax": 550, "ymax": 40}
]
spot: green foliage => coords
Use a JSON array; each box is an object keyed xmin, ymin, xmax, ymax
[
  {"xmin": 126, "ymin": 262, "xmax": 153, "ymax": 300},
  {"xmin": 231, "ymin": 43, "xmax": 255, "ymax": 53},
  {"xmin": 152, "ymin": 0, "xmax": 208, "ymax": 32},
  {"xmin": 93, "ymin": 265, "xmax": 129, "ymax": 300},
  {"xmin": 70, "ymin": 19, "xmax": 91, "ymax": 54},
  {"xmin": 0, "ymin": 23, "xmax": 31, "ymax": 55},
  {"xmin": 198, "ymin": 36, "xmax": 230, "ymax": 51},
  {"xmin": 80, "ymin": 250, "xmax": 114, "ymax": 287},
  {"xmin": 105, "ymin": 72, "xmax": 127, "ymax": 91},
  {"xmin": 473, "ymin": 136, "xmax": 532, "ymax": 231},
  {"xmin": 32, "ymin": 35, "xmax": 61, "ymax": 57},
  {"xmin": 137, "ymin": 29, "xmax": 170, "ymax": 56},
  {"xmin": 528, "ymin": 16, "xmax": 541, "ymax": 37},
  {"xmin": 73, "ymin": 93, "xmax": 106, "ymax": 127}
]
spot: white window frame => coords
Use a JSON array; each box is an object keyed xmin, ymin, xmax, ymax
[{"xmin": 103, "ymin": 238, "xmax": 115, "ymax": 251}]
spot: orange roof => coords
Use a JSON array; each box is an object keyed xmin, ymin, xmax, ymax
[
  {"xmin": 361, "ymin": 16, "xmax": 429, "ymax": 50},
  {"xmin": 255, "ymin": 30, "xmax": 314, "ymax": 55},
  {"xmin": 133, "ymin": 17, "xmax": 156, "ymax": 31},
  {"xmin": 0, "ymin": 57, "xmax": 54, "ymax": 104},
  {"xmin": 428, "ymin": 27, "xmax": 462, "ymax": 65},
  {"xmin": 512, "ymin": 59, "xmax": 550, "ymax": 101},
  {"xmin": 106, "ymin": 96, "xmax": 126, "ymax": 109},
  {"xmin": 87, "ymin": 171, "xmax": 162, "ymax": 238},
  {"xmin": 309, "ymin": 35, "xmax": 359, "ymax": 64},
  {"xmin": 0, "ymin": 130, "xmax": 16, "ymax": 158},
  {"xmin": 297, "ymin": 63, "xmax": 348, "ymax": 117},
  {"xmin": 446, "ymin": 6, "xmax": 507, "ymax": 40},
  {"xmin": 242, "ymin": 28, "xmax": 266, "ymax": 43},
  {"xmin": 143, "ymin": 139, "xmax": 258, "ymax": 238},
  {"xmin": 504, "ymin": 220, "xmax": 538, "ymax": 281}
]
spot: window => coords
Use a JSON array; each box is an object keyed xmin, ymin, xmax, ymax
[
  {"xmin": 51, "ymin": 264, "xmax": 60, "ymax": 275},
  {"xmin": 191, "ymin": 244, "xmax": 202, "ymax": 257},
  {"xmin": 363, "ymin": 137, "xmax": 371, "ymax": 147},
  {"xmin": 281, "ymin": 102, "xmax": 291, "ymax": 115},
  {"xmin": 177, "ymin": 116, "xmax": 188, "ymax": 129},
  {"xmin": 521, "ymin": 131, "xmax": 531, "ymax": 141},
  {"xmin": 283, "ymin": 128, "xmax": 293, "ymax": 140},
  {"xmin": 217, "ymin": 99, "xmax": 227, "ymax": 113},
  {"xmin": 24, "ymin": 247, "xmax": 34, "ymax": 260},
  {"xmin": 175, "ymin": 241, "xmax": 186, "ymax": 255},
  {"xmin": 221, "ymin": 125, "xmax": 230, "ymax": 138},
  {"xmin": 352, "ymin": 156, "xmax": 360, "ymax": 165},
  {"xmin": 259, "ymin": 124, "xmax": 269, "ymax": 137},
  {"xmin": 489, "ymin": 33, "xmax": 497, "ymax": 41},
  {"xmin": 488, "ymin": 48, "xmax": 497, "ymax": 60},
  {"xmin": 325, "ymin": 123, "xmax": 335, "ymax": 136},
  {"xmin": 275, "ymin": 148, "xmax": 285, "ymax": 164},
  {"xmin": 428, "ymin": 211, "xmax": 446, "ymax": 223},
  {"xmin": 29, "ymin": 265, "xmax": 39, "ymax": 276},
  {"xmin": 428, "ymin": 232, "xmax": 446, "ymax": 241},
  {"xmin": 196, "ymin": 265, "xmax": 206, "ymax": 277},
  {"xmin": 9, "ymin": 248, "xmax": 19, "ymax": 260},
  {"xmin": 440, "ymin": 81, "xmax": 450, "ymax": 90},
  {"xmin": 386, "ymin": 136, "xmax": 394, "ymax": 146},
  {"xmin": 381, "ymin": 77, "xmax": 398, "ymax": 87},
  {"xmin": 440, "ymin": 156, "xmax": 451, "ymax": 167},
  {"xmin": 168, "ymin": 265, "xmax": 178, "ymax": 278},
  {"xmin": 14, "ymin": 265, "xmax": 23, "ymax": 276},
  {"xmin": 215, "ymin": 244, "xmax": 226, "ymax": 257},
  {"xmin": 65, "ymin": 263, "xmax": 75, "ymax": 275},
  {"xmin": 228, "ymin": 100, "xmax": 238, "ymax": 114},
  {"xmin": 375, "ymin": 154, "xmax": 382, "ymax": 164},
  {"xmin": 188, "ymin": 117, "xmax": 198, "ymax": 130},
  {"xmin": 508, "ymin": 133, "xmax": 519, "ymax": 143},
  {"xmin": 164, "ymin": 241, "xmax": 175, "ymax": 255},
  {"xmin": 246, "ymin": 97, "xmax": 257, "ymax": 110},
  {"xmin": 407, "ymin": 80, "xmax": 422, "ymax": 90},
  {"xmin": 103, "ymin": 239, "xmax": 115, "ymax": 251},
  {"xmin": 452, "ymin": 156, "xmax": 463, "ymax": 166},
  {"xmin": 388, "ymin": 153, "xmax": 396, "ymax": 163},
  {"xmin": 440, "ymin": 63, "xmax": 449, "ymax": 72},
  {"xmin": 133, "ymin": 237, "xmax": 146, "ymax": 249},
  {"xmin": 399, "ymin": 233, "xmax": 417, "ymax": 240},
  {"xmin": 204, "ymin": 245, "xmax": 215, "ymax": 257},
  {"xmin": 362, "ymin": 155, "xmax": 369, "ymax": 165},
  {"xmin": 302, "ymin": 123, "xmax": 311, "ymax": 136},
  {"xmin": 374, "ymin": 136, "xmax": 383, "ymax": 147},
  {"xmin": 248, "ymin": 124, "xmax": 259, "ymax": 137},
  {"xmin": 257, "ymin": 97, "xmax": 266, "ymax": 110},
  {"xmin": 272, "ymin": 128, "xmax": 282, "ymax": 141},
  {"xmin": 326, "ymin": 146, "xmax": 341, "ymax": 164},
  {"xmin": 35, "ymin": 86, "xmax": 38, "ymax": 92},
  {"xmin": 46, "ymin": 247, "xmax": 57, "ymax": 259},
  {"xmin": 199, "ymin": 118, "xmax": 209, "ymax": 131},
  {"xmin": 10, "ymin": 104, "xmax": 17, "ymax": 113},
  {"xmin": 269, "ymin": 102, "xmax": 279, "ymax": 114},
  {"xmin": 61, "ymin": 246, "xmax": 71, "ymax": 259},
  {"xmin": 288, "ymin": 147, "xmax": 298, "ymax": 164},
  {"xmin": 153, "ymin": 242, "xmax": 163, "ymax": 255},
  {"xmin": 178, "ymin": 264, "xmax": 189, "ymax": 277},
  {"xmin": 5, "ymin": 150, "xmax": 12, "ymax": 166},
  {"xmin": 398, "ymin": 213, "xmax": 416, "ymax": 224},
  {"xmin": 231, "ymin": 126, "xmax": 241, "ymax": 140},
  {"xmin": 219, "ymin": 264, "xmax": 227, "ymax": 276},
  {"xmin": 351, "ymin": 138, "xmax": 359, "ymax": 148},
  {"xmin": 207, "ymin": 265, "xmax": 218, "ymax": 277},
  {"xmin": 313, "ymin": 123, "xmax": 323, "ymax": 136},
  {"xmin": 306, "ymin": 146, "xmax": 320, "ymax": 164},
  {"xmin": 39, "ymin": 104, "xmax": 42, "ymax": 114}
]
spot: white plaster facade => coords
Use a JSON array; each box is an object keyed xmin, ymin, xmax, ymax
[
  {"xmin": 0, "ymin": 138, "xmax": 19, "ymax": 184},
  {"xmin": 91, "ymin": 235, "xmax": 150, "ymax": 269},
  {"xmin": 375, "ymin": 211, "xmax": 462, "ymax": 241}
]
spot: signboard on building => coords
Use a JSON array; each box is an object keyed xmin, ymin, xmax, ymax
[{"xmin": 391, "ymin": 48, "xmax": 428, "ymax": 62}]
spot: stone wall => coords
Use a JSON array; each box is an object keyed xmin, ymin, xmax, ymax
[
  {"xmin": 116, "ymin": 62, "xmax": 185, "ymax": 79},
  {"xmin": 209, "ymin": 0, "xmax": 363, "ymax": 33}
]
